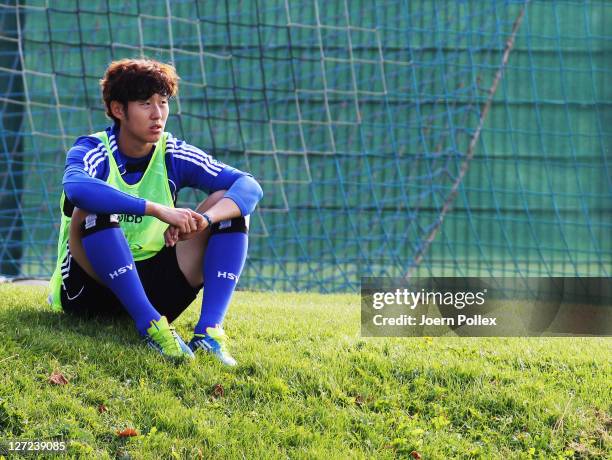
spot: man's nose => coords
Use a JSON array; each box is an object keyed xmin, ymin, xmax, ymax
[{"xmin": 151, "ymin": 105, "xmax": 162, "ymax": 119}]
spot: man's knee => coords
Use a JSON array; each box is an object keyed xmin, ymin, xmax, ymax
[
  {"xmin": 69, "ymin": 208, "xmax": 89, "ymax": 244},
  {"xmin": 68, "ymin": 209, "xmax": 113, "ymax": 283},
  {"xmin": 70, "ymin": 207, "xmax": 89, "ymax": 225},
  {"xmin": 196, "ymin": 190, "xmax": 226, "ymax": 212},
  {"xmin": 70, "ymin": 209, "xmax": 119, "ymax": 237}
]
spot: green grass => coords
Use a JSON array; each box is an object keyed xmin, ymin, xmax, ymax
[{"xmin": 0, "ymin": 285, "xmax": 610, "ymax": 459}]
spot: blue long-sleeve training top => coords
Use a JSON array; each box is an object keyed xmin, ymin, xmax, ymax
[{"xmin": 62, "ymin": 124, "xmax": 263, "ymax": 216}]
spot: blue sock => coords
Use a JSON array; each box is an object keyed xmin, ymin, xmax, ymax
[
  {"xmin": 80, "ymin": 215, "xmax": 161, "ymax": 335},
  {"xmin": 195, "ymin": 218, "xmax": 248, "ymax": 334}
]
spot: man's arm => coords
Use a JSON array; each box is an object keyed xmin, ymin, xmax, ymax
[
  {"xmin": 164, "ymin": 172, "xmax": 263, "ymax": 245},
  {"xmin": 63, "ymin": 138, "xmax": 147, "ymax": 215},
  {"xmin": 63, "ymin": 138, "xmax": 203, "ymax": 231},
  {"xmin": 169, "ymin": 139, "xmax": 263, "ymax": 221},
  {"xmin": 64, "ymin": 169, "xmax": 147, "ymax": 215},
  {"xmin": 165, "ymin": 139, "xmax": 263, "ymax": 244},
  {"xmin": 213, "ymin": 173, "xmax": 263, "ymax": 218}
]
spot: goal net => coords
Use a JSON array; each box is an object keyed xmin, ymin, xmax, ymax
[{"xmin": 0, "ymin": 0, "xmax": 610, "ymax": 291}]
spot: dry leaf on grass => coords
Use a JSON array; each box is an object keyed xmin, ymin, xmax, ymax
[
  {"xmin": 117, "ymin": 428, "xmax": 138, "ymax": 437},
  {"xmin": 212, "ymin": 383, "xmax": 225, "ymax": 398},
  {"xmin": 211, "ymin": 383, "xmax": 225, "ymax": 398},
  {"xmin": 48, "ymin": 371, "xmax": 69, "ymax": 385}
]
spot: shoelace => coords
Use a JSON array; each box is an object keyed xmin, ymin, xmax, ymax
[{"xmin": 153, "ymin": 326, "xmax": 181, "ymax": 353}]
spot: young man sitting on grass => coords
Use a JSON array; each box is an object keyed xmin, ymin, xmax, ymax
[{"xmin": 49, "ymin": 58, "xmax": 263, "ymax": 365}]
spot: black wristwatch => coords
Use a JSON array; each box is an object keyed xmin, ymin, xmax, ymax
[{"xmin": 199, "ymin": 212, "xmax": 213, "ymax": 227}]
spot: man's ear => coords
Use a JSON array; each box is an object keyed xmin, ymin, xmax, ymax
[{"xmin": 110, "ymin": 100, "xmax": 126, "ymax": 121}]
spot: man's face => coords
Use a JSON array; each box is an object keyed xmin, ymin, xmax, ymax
[{"xmin": 116, "ymin": 93, "xmax": 169, "ymax": 144}]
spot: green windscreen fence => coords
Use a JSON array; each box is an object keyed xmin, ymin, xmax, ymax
[{"xmin": 0, "ymin": 0, "xmax": 610, "ymax": 291}]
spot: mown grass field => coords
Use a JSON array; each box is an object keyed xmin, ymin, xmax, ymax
[{"xmin": 0, "ymin": 284, "xmax": 610, "ymax": 459}]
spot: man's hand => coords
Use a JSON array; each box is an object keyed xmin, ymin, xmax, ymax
[
  {"xmin": 163, "ymin": 222, "xmax": 206, "ymax": 247},
  {"xmin": 145, "ymin": 202, "xmax": 206, "ymax": 247}
]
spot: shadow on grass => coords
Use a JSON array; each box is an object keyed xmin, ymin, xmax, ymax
[
  {"xmin": 0, "ymin": 305, "xmax": 199, "ymax": 377},
  {"xmin": 0, "ymin": 306, "xmax": 134, "ymax": 342},
  {"xmin": 0, "ymin": 306, "xmax": 157, "ymax": 374}
]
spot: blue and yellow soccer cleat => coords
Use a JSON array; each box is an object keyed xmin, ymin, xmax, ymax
[
  {"xmin": 188, "ymin": 326, "xmax": 237, "ymax": 366},
  {"xmin": 144, "ymin": 316, "xmax": 194, "ymax": 361}
]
